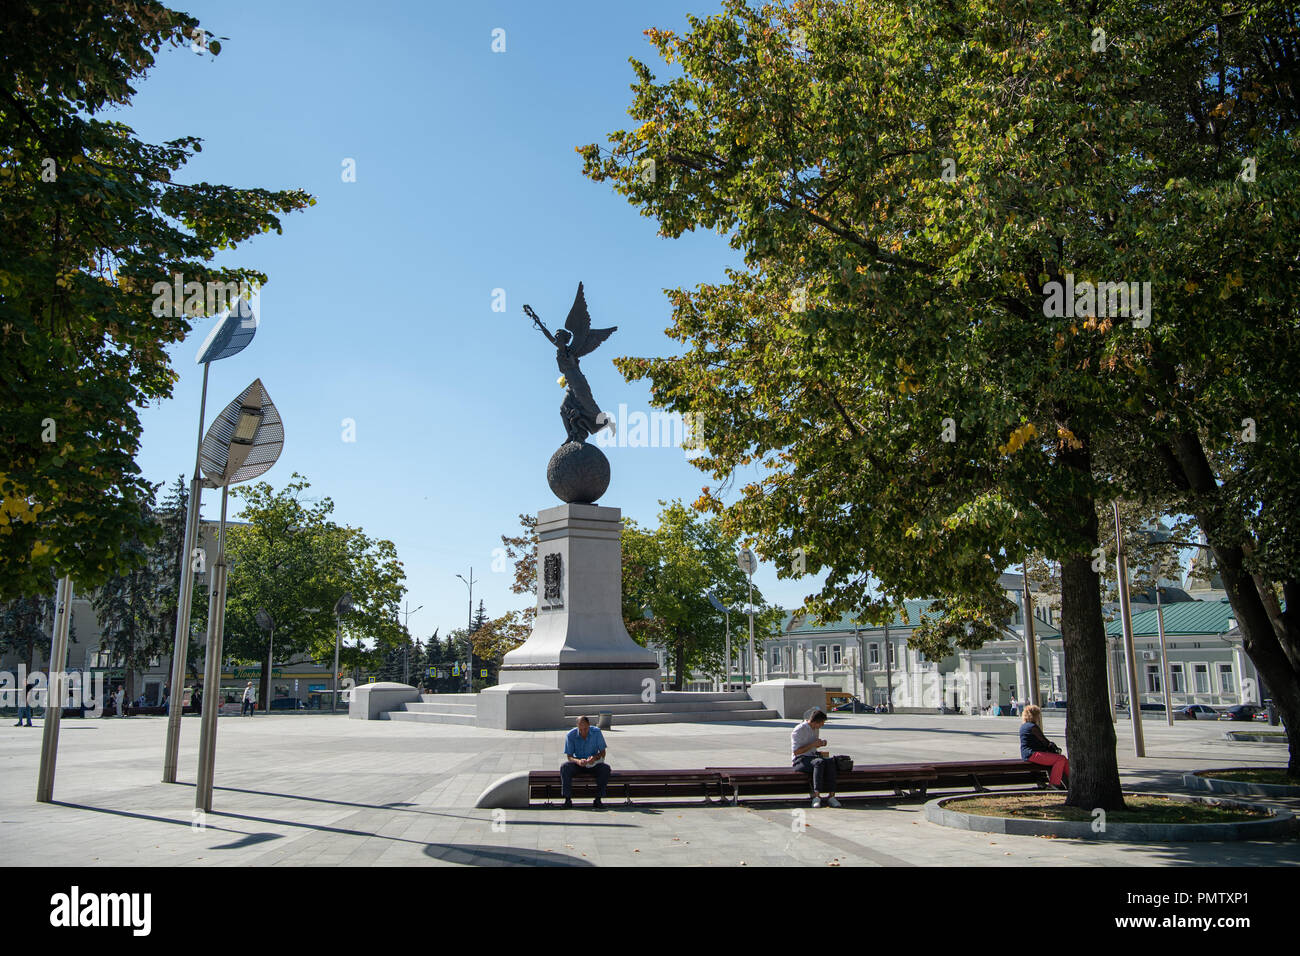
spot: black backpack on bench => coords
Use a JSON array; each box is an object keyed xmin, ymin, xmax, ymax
[{"xmin": 833, "ymin": 755, "xmax": 853, "ymax": 772}]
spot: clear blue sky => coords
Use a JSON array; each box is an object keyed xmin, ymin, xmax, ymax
[{"xmin": 124, "ymin": 0, "xmax": 826, "ymax": 641}]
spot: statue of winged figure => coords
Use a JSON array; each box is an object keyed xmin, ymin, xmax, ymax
[{"xmin": 524, "ymin": 282, "xmax": 617, "ymax": 445}]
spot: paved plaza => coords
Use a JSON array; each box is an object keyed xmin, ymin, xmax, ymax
[{"xmin": 2, "ymin": 711, "xmax": 1295, "ymax": 867}]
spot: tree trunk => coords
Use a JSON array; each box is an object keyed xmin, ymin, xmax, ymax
[
  {"xmin": 1169, "ymin": 433, "xmax": 1300, "ymax": 777},
  {"xmin": 673, "ymin": 638, "xmax": 685, "ymax": 691},
  {"xmin": 1059, "ymin": 549, "xmax": 1127, "ymax": 810},
  {"xmin": 1052, "ymin": 426, "xmax": 1127, "ymax": 810}
]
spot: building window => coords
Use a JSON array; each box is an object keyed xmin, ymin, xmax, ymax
[
  {"xmin": 869, "ymin": 644, "xmax": 880, "ymax": 667},
  {"xmin": 887, "ymin": 643, "xmax": 895, "ymax": 666},
  {"xmin": 1217, "ymin": 663, "xmax": 1234, "ymax": 695},
  {"xmin": 770, "ymin": 647, "xmax": 780, "ymax": 667},
  {"xmin": 1145, "ymin": 665, "xmax": 1161, "ymax": 694},
  {"xmin": 832, "ymin": 644, "xmax": 842, "ymax": 666},
  {"xmin": 784, "ymin": 647, "xmax": 794, "ymax": 672},
  {"xmin": 1193, "ymin": 664, "xmax": 1210, "ymax": 694},
  {"xmin": 817, "ymin": 645, "xmax": 827, "ymax": 667},
  {"xmin": 1169, "ymin": 664, "xmax": 1185, "ymax": 693}
]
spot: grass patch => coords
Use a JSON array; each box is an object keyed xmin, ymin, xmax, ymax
[
  {"xmin": 1200, "ymin": 768, "xmax": 1297, "ymax": 786},
  {"xmin": 952, "ymin": 793, "xmax": 1269, "ymax": 824}
]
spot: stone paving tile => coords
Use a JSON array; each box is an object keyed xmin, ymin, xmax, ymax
[{"xmin": 2, "ymin": 712, "xmax": 1296, "ymax": 866}]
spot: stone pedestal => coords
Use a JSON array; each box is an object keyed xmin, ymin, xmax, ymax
[
  {"xmin": 499, "ymin": 503, "xmax": 659, "ymax": 695},
  {"xmin": 749, "ymin": 679, "xmax": 825, "ymax": 719},
  {"xmin": 348, "ymin": 681, "xmax": 420, "ymax": 720},
  {"xmin": 475, "ymin": 682, "xmax": 565, "ymax": 730}
]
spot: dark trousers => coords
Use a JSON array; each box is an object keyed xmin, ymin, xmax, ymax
[
  {"xmin": 793, "ymin": 754, "xmax": 837, "ymax": 793},
  {"xmin": 241, "ymin": 699, "xmax": 253, "ymax": 715},
  {"xmin": 560, "ymin": 761, "xmax": 611, "ymax": 798},
  {"xmin": 15, "ymin": 705, "xmax": 32, "ymax": 726}
]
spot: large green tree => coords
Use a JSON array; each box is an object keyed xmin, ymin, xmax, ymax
[
  {"xmin": 622, "ymin": 500, "xmax": 781, "ymax": 689},
  {"xmin": 581, "ymin": 0, "xmax": 1300, "ymax": 798},
  {"xmin": 0, "ymin": 1, "xmax": 313, "ymax": 598},
  {"xmin": 195, "ymin": 476, "xmax": 406, "ymax": 706}
]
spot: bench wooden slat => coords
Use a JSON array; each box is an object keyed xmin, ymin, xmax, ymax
[{"xmin": 522, "ymin": 760, "xmax": 1048, "ymax": 805}]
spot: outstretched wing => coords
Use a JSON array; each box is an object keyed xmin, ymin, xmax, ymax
[
  {"xmin": 564, "ymin": 282, "xmax": 617, "ymax": 356},
  {"xmin": 576, "ymin": 326, "xmax": 616, "ymax": 357},
  {"xmin": 563, "ymin": 281, "xmax": 591, "ymax": 346}
]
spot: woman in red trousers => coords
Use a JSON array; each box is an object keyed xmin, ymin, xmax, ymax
[{"xmin": 1019, "ymin": 704, "xmax": 1069, "ymax": 790}]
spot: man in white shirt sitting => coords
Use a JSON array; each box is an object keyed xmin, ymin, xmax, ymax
[{"xmin": 791, "ymin": 709, "xmax": 840, "ymax": 807}]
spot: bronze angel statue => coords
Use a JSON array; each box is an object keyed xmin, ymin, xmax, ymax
[{"xmin": 525, "ymin": 282, "xmax": 617, "ymax": 445}]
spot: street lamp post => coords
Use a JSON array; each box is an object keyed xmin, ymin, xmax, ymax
[
  {"xmin": 36, "ymin": 574, "xmax": 75, "ymax": 802},
  {"xmin": 194, "ymin": 378, "xmax": 284, "ymax": 813},
  {"xmin": 883, "ymin": 615, "xmax": 894, "ymax": 714},
  {"xmin": 164, "ymin": 300, "xmax": 258, "ymax": 784},
  {"xmin": 255, "ymin": 608, "xmax": 274, "ymax": 713},
  {"xmin": 707, "ymin": 592, "xmax": 731, "ymax": 690},
  {"xmin": 456, "ymin": 569, "xmax": 476, "ymax": 692},
  {"xmin": 332, "ymin": 592, "xmax": 353, "ymax": 714},
  {"xmin": 1154, "ymin": 586, "xmax": 1174, "ymax": 727},
  {"xmin": 401, "ymin": 602, "xmax": 423, "ymax": 685},
  {"xmin": 737, "ymin": 549, "xmax": 757, "ymax": 694},
  {"xmin": 1022, "ymin": 563, "xmax": 1041, "ymax": 707},
  {"xmin": 1112, "ymin": 501, "xmax": 1147, "ymax": 758}
]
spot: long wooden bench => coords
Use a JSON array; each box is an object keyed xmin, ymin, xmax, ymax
[
  {"xmin": 526, "ymin": 759, "xmax": 1047, "ymax": 806},
  {"xmin": 712, "ymin": 759, "xmax": 1048, "ymax": 803},
  {"xmin": 527, "ymin": 769, "xmax": 729, "ymax": 805}
]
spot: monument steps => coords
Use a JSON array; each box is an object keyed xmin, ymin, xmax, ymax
[
  {"xmin": 387, "ymin": 710, "xmax": 477, "ymax": 726},
  {"xmin": 386, "ymin": 694, "xmax": 477, "ymax": 725},
  {"xmin": 562, "ymin": 699, "xmax": 772, "ymax": 717},
  {"xmin": 376, "ymin": 690, "xmax": 781, "ymax": 726},
  {"xmin": 564, "ymin": 691, "xmax": 755, "ymax": 706},
  {"xmin": 595, "ymin": 707, "xmax": 780, "ymax": 725}
]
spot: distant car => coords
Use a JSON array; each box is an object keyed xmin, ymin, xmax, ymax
[
  {"xmin": 269, "ymin": 697, "xmax": 305, "ymax": 711},
  {"xmin": 1046, "ymin": 700, "xmax": 1068, "ymax": 710},
  {"xmin": 1221, "ymin": 704, "xmax": 1263, "ymax": 721},
  {"xmin": 1175, "ymin": 704, "xmax": 1218, "ymax": 720},
  {"xmin": 830, "ymin": 695, "xmax": 869, "ymax": 713}
]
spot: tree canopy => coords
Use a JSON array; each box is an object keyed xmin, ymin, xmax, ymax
[
  {"xmin": 0, "ymin": 1, "xmax": 313, "ymax": 598},
  {"xmin": 581, "ymin": 0, "xmax": 1300, "ymax": 794}
]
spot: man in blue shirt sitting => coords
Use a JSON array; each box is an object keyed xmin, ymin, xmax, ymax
[{"xmin": 560, "ymin": 715, "xmax": 611, "ymax": 808}]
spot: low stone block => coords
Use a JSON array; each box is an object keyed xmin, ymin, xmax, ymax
[
  {"xmin": 348, "ymin": 681, "xmax": 420, "ymax": 720},
  {"xmin": 476, "ymin": 682, "xmax": 565, "ymax": 730},
  {"xmin": 748, "ymin": 679, "xmax": 825, "ymax": 719}
]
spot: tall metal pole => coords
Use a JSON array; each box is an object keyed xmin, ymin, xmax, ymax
[
  {"xmin": 263, "ymin": 620, "xmax": 274, "ymax": 713},
  {"xmin": 36, "ymin": 575, "xmax": 74, "ymax": 803},
  {"xmin": 332, "ymin": 615, "xmax": 342, "ymax": 714},
  {"xmin": 1155, "ymin": 587, "xmax": 1173, "ymax": 727},
  {"xmin": 458, "ymin": 569, "xmax": 476, "ymax": 692},
  {"xmin": 164, "ymin": 362, "xmax": 209, "ymax": 783},
  {"xmin": 1022, "ymin": 563, "xmax": 1041, "ymax": 707},
  {"xmin": 745, "ymin": 571, "xmax": 755, "ymax": 694},
  {"xmin": 196, "ymin": 486, "xmax": 230, "ymax": 812},
  {"xmin": 724, "ymin": 609, "xmax": 731, "ymax": 691},
  {"xmin": 883, "ymin": 618, "xmax": 894, "ymax": 713},
  {"xmin": 1113, "ymin": 501, "xmax": 1147, "ymax": 757}
]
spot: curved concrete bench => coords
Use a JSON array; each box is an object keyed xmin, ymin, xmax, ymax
[{"xmin": 475, "ymin": 771, "xmax": 532, "ymax": 809}]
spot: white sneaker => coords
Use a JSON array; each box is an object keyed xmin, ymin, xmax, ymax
[
  {"xmin": 811, "ymin": 796, "xmax": 822, "ymax": 808},
  {"xmin": 827, "ymin": 797, "xmax": 842, "ymax": 808}
]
